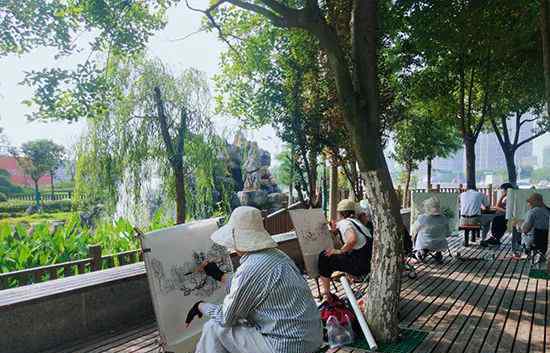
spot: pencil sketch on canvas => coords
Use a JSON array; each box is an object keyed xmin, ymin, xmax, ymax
[
  {"xmin": 289, "ymin": 208, "xmax": 334, "ymax": 278},
  {"xmin": 141, "ymin": 218, "xmax": 232, "ymax": 353}
]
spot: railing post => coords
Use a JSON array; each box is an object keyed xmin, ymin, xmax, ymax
[
  {"xmin": 459, "ymin": 183, "xmax": 463, "ymax": 193},
  {"xmin": 436, "ymin": 184, "xmax": 441, "ymax": 192},
  {"xmin": 89, "ymin": 245, "xmax": 102, "ymax": 271},
  {"xmin": 488, "ymin": 184, "xmax": 493, "ymax": 205}
]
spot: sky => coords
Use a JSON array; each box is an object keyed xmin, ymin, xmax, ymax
[
  {"xmin": 0, "ymin": 2, "xmax": 284, "ymax": 156},
  {"xmin": 1, "ymin": 3, "xmax": 549, "ymax": 165}
]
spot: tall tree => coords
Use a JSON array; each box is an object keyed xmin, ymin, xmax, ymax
[
  {"xmin": 198, "ymin": 0, "xmax": 404, "ymax": 340},
  {"xmin": 10, "ymin": 139, "xmax": 64, "ymax": 206},
  {"xmin": 74, "ymin": 57, "xmax": 225, "ymax": 224},
  {"xmin": 397, "ymin": 0, "xmax": 533, "ymax": 189},
  {"xmin": 486, "ymin": 5, "xmax": 549, "ymax": 185}
]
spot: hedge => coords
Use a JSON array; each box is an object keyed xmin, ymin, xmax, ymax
[{"xmin": 0, "ymin": 200, "xmax": 73, "ymax": 213}]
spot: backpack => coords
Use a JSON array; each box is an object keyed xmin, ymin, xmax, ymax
[{"xmin": 319, "ymin": 293, "xmax": 363, "ymax": 339}]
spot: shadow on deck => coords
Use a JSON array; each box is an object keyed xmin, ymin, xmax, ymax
[{"xmin": 3, "ymin": 235, "xmax": 549, "ymax": 353}]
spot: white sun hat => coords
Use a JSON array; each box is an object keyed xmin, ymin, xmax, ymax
[
  {"xmin": 423, "ymin": 196, "xmax": 442, "ymax": 216},
  {"xmin": 211, "ymin": 206, "xmax": 278, "ymax": 252}
]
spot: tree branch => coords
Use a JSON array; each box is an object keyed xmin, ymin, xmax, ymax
[{"xmin": 516, "ymin": 129, "xmax": 549, "ymax": 149}]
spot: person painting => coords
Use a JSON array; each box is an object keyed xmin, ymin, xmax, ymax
[
  {"xmin": 459, "ymin": 187, "xmax": 490, "ymax": 227},
  {"xmin": 411, "ymin": 196, "xmax": 450, "ymax": 262},
  {"xmin": 481, "ymin": 183, "xmax": 513, "ymax": 247},
  {"xmin": 519, "ymin": 193, "xmax": 550, "ymax": 261},
  {"xmin": 186, "ymin": 206, "xmax": 323, "ymax": 353},
  {"xmin": 318, "ymin": 199, "xmax": 373, "ymax": 302}
]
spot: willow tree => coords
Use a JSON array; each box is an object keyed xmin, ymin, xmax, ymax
[{"xmin": 74, "ymin": 57, "xmax": 224, "ymax": 224}]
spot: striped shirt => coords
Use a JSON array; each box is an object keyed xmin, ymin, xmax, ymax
[{"xmin": 204, "ymin": 249, "xmax": 323, "ymax": 353}]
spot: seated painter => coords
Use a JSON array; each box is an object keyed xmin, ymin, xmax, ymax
[
  {"xmin": 411, "ymin": 197, "xmax": 450, "ymax": 262},
  {"xmin": 318, "ymin": 199, "xmax": 373, "ymax": 302},
  {"xmin": 520, "ymin": 193, "xmax": 550, "ymax": 259},
  {"xmin": 186, "ymin": 206, "xmax": 323, "ymax": 353}
]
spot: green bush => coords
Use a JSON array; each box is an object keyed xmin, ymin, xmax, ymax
[
  {"xmin": 0, "ymin": 212, "xmax": 173, "ymax": 276},
  {"xmin": 0, "ymin": 200, "xmax": 73, "ymax": 213},
  {"xmin": 0, "ymin": 169, "xmax": 25, "ymax": 195},
  {"xmin": 0, "ymin": 192, "xmax": 7, "ymax": 202}
]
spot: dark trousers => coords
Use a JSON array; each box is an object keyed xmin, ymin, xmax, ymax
[
  {"xmin": 490, "ymin": 215, "xmax": 507, "ymax": 240},
  {"xmin": 318, "ymin": 241, "xmax": 372, "ymax": 278},
  {"xmin": 533, "ymin": 228, "xmax": 549, "ymax": 253}
]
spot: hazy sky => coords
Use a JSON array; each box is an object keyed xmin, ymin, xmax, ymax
[
  {"xmin": 0, "ymin": 2, "xmax": 283, "ymax": 156},
  {"xmin": 1, "ymin": 3, "xmax": 548, "ymax": 164}
]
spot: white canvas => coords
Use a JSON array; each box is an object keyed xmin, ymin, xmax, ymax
[
  {"xmin": 289, "ymin": 208, "xmax": 334, "ymax": 278},
  {"xmin": 411, "ymin": 192, "xmax": 460, "ymax": 235},
  {"xmin": 141, "ymin": 218, "xmax": 233, "ymax": 353},
  {"xmin": 505, "ymin": 189, "xmax": 550, "ymax": 228}
]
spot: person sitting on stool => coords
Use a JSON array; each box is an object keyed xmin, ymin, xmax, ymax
[
  {"xmin": 481, "ymin": 183, "xmax": 513, "ymax": 247},
  {"xmin": 318, "ymin": 199, "xmax": 372, "ymax": 302},
  {"xmin": 518, "ymin": 193, "xmax": 550, "ymax": 262},
  {"xmin": 412, "ymin": 196, "xmax": 450, "ymax": 262},
  {"xmin": 186, "ymin": 206, "xmax": 323, "ymax": 353},
  {"xmin": 459, "ymin": 187, "xmax": 490, "ymax": 232}
]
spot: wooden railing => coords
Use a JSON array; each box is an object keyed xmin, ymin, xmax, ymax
[
  {"xmin": 263, "ymin": 200, "xmax": 306, "ymax": 235},
  {"xmin": 0, "ymin": 245, "xmax": 142, "ymax": 290},
  {"xmin": 6, "ymin": 191, "xmax": 72, "ymax": 202},
  {"xmin": 401, "ymin": 184, "xmax": 498, "ymax": 208}
]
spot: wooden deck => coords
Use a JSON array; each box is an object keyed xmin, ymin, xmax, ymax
[{"xmin": 44, "ymin": 234, "xmax": 549, "ymax": 353}]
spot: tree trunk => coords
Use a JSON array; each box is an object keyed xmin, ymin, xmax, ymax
[
  {"xmin": 50, "ymin": 171, "xmax": 55, "ymax": 198},
  {"xmin": 426, "ymin": 158, "xmax": 432, "ymax": 190},
  {"xmin": 329, "ymin": 159, "xmax": 338, "ymax": 222},
  {"xmin": 361, "ymin": 149, "xmax": 403, "ymax": 342},
  {"xmin": 464, "ymin": 136, "xmax": 477, "ymax": 189},
  {"xmin": 504, "ymin": 149, "xmax": 518, "ymax": 187},
  {"xmin": 174, "ymin": 168, "xmax": 186, "ymax": 224},
  {"xmin": 540, "ymin": 0, "xmax": 550, "ymax": 114},
  {"xmin": 33, "ymin": 180, "xmax": 40, "ymax": 207},
  {"xmin": 404, "ymin": 163, "xmax": 412, "ymax": 207}
]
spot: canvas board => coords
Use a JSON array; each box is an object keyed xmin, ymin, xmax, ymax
[
  {"xmin": 411, "ymin": 192, "xmax": 460, "ymax": 235},
  {"xmin": 141, "ymin": 218, "xmax": 232, "ymax": 353},
  {"xmin": 505, "ymin": 189, "xmax": 550, "ymax": 229},
  {"xmin": 289, "ymin": 208, "xmax": 334, "ymax": 278}
]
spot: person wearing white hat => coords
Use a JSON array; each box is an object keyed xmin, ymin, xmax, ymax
[
  {"xmin": 411, "ymin": 196, "xmax": 450, "ymax": 262},
  {"xmin": 186, "ymin": 206, "xmax": 322, "ymax": 353},
  {"xmin": 318, "ymin": 199, "xmax": 373, "ymax": 302}
]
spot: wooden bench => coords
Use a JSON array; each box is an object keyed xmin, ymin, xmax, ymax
[{"xmin": 459, "ymin": 225, "xmax": 481, "ymax": 247}]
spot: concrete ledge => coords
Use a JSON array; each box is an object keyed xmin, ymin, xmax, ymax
[{"xmin": 0, "ymin": 264, "xmax": 154, "ymax": 353}]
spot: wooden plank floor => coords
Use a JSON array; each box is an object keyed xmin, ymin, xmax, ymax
[{"xmin": 45, "ymin": 234, "xmax": 549, "ymax": 353}]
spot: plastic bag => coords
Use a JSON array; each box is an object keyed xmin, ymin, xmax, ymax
[{"xmin": 326, "ymin": 315, "xmax": 354, "ymax": 348}]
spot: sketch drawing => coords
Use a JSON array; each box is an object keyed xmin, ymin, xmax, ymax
[
  {"xmin": 150, "ymin": 243, "xmax": 232, "ymax": 297},
  {"xmin": 141, "ymin": 218, "xmax": 232, "ymax": 353},
  {"xmin": 290, "ymin": 208, "xmax": 334, "ymax": 278}
]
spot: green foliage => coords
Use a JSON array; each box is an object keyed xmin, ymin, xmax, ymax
[
  {"xmin": 4, "ymin": 0, "xmax": 173, "ymax": 122},
  {"xmin": 0, "ymin": 213, "xmax": 171, "ymax": 277},
  {"xmin": 0, "ymin": 169, "xmax": 24, "ymax": 195},
  {"xmin": 73, "ymin": 56, "xmax": 232, "ymax": 221},
  {"xmin": 0, "ymin": 200, "xmax": 72, "ymax": 214},
  {"xmin": 0, "ymin": 192, "xmax": 7, "ymax": 202},
  {"xmin": 271, "ymin": 147, "xmax": 298, "ymax": 189},
  {"xmin": 11, "ymin": 139, "xmax": 65, "ymax": 185},
  {"xmin": 0, "ymin": 212, "xmax": 73, "ymax": 224}
]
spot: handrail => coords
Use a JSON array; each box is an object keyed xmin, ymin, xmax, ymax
[{"xmin": 0, "ymin": 246, "xmax": 142, "ymax": 290}]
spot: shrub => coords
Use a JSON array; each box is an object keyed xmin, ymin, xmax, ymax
[
  {"xmin": 0, "ymin": 192, "xmax": 7, "ymax": 202},
  {"xmin": 0, "ymin": 200, "xmax": 73, "ymax": 213}
]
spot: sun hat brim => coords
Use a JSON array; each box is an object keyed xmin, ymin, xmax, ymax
[{"xmin": 211, "ymin": 223, "xmax": 278, "ymax": 252}]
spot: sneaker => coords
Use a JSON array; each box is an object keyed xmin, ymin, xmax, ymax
[
  {"xmin": 415, "ymin": 251, "xmax": 425, "ymax": 262},
  {"xmin": 511, "ymin": 253, "xmax": 524, "ymax": 261},
  {"xmin": 433, "ymin": 252, "xmax": 443, "ymax": 263}
]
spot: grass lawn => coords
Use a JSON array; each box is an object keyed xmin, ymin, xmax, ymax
[{"xmin": 0, "ymin": 212, "xmax": 76, "ymax": 225}]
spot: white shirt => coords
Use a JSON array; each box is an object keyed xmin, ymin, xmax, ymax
[
  {"xmin": 336, "ymin": 218, "xmax": 370, "ymax": 250},
  {"xmin": 460, "ymin": 190, "xmax": 489, "ymax": 216}
]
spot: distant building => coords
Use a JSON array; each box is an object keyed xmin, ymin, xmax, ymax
[
  {"xmin": 0, "ymin": 155, "xmax": 51, "ymax": 187},
  {"xmin": 543, "ymin": 146, "xmax": 550, "ymax": 168}
]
